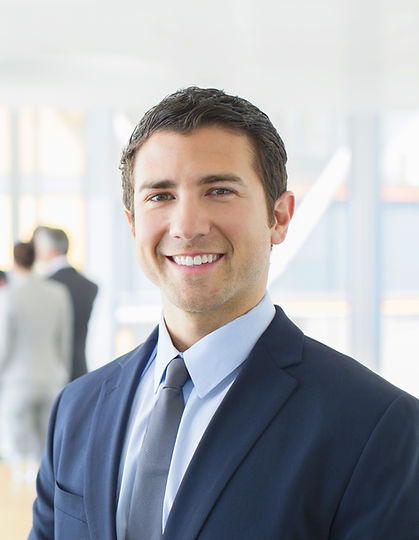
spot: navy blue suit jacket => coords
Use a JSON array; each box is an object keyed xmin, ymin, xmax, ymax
[{"xmin": 29, "ymin": 307, "xmax": 419, "ymax": 539}]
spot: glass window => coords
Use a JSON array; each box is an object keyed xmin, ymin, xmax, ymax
[
  {"xmin": 379, "ymin": 111, "xmax": 419, "ymax": 397},
  {"xmin": 19, "ymin": 109, "xmax": 86, "ymax": 181},
  {"xmin": 0, "ymin": 109, "xmax": 11, "ymax": 179}
]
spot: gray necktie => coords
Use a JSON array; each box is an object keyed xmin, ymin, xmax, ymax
[{"xmin": 126, "ymin": 356, "xmax": 190, "ymax": 540}]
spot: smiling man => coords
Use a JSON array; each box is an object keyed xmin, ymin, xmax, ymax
[
  {"xmin": 125, "ymin": 126, "xmax": 293, "ymax": 350},
  {"xmin": 30, "ymin": 87, "xmax": 419, "ymax": 540}
]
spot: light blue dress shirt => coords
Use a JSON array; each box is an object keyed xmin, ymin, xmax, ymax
[{"xmin": 116, "ymin": 294, "xmax": 275, "ymax": 539}]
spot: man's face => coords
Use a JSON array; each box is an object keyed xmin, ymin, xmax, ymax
[{"xmin": 127, "ymin": 125, "xmax": 293, "ymax": 324}]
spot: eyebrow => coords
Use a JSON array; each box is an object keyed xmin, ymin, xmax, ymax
[{"xmin": 138, "ymin": 174, "xmax": 244, "ymax": 191}]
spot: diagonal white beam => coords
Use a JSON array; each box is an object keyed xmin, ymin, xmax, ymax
[{"xmin": 268, "ymin": 146, "xmax": 351, "ymax": 287}]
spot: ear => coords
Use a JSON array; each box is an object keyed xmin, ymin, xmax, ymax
[
  {"xmin": 270, "ymin": 191, "xmax": 295, "ymax": 245},
  {"xmin": 124, "ymin": 207, "xmax": 136, "ymax": 238}
]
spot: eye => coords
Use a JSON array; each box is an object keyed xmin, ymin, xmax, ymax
[
  {"xmin": 209, "ymin": 187, "xmax": 233, "ymax": 196},
  {"xmin": 148, "ymin": 192, "xmax": 175, "ymax": 202}
]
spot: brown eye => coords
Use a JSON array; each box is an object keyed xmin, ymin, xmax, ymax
[{"xmin": 149, "ymin": 193, "xmax": 174, "ymax": 202}]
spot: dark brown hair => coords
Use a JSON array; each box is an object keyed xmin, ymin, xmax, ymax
[
  {"xmin": 14, "ymin": 242, "xmax": 35, "ymax": 269},
  {"xmin": 120, "ymin": 86, "xmax": 288, "ymax": 225}
]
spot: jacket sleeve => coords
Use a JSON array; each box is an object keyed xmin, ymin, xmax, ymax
[{"xmin": 330, "ymin": 393, "xmax": 419, "ymax": 540}]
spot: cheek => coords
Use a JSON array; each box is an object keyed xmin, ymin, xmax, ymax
[
  {"xmin": 226, "ymin": 207, "xmax": 269, "ymax": 241},
  {"xmin": 134, "ymin": 213, "xmax": 165, "ymax": 254}
]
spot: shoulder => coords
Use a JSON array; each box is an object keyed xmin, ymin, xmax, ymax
[
  {"xmin": 269, "ymin": 305, "xmax": 418, "ymax": 418},
  {"xmin": 56, "ymin": 328, "xmax": 157, "ymax": 416},
  {"xmin": 292, "ymin": 333, "xmax": 419, "ymax": 446},
  {"xmin": 36, "ymin": 277, "xmax": 70, "ymax": 301},
  {"xmin": 301, "ymin": 334, "xmax": 410, "ymax": 402},
  {"xmin": 51, "ymin": 349, "xmax": 136, "ymax": 429},
  {"xmin": 53, "ymin": 267, "xmax": 98, "ymax": 294},
  {"xmin": 61, "ymin": 346, "xmax": 140, "ymax": 393}
]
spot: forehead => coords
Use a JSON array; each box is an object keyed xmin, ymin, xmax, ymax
[{"xmin": 133, "ymin": 126, "xmax": 257, "ymax": 178}]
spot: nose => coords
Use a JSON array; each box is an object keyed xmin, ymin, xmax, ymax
[{"xmin": 169, "ymin": 197, "xmax": 211, "ymax": 240}]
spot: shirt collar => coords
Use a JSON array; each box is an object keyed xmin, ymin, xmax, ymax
[{"xmin": 155, "ymin": 294, "xmax": 275, "ymax": 399}]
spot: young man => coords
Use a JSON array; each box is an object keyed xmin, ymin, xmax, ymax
[{"xmin": 30, "ymin": 87, "xmax": 419, "ymax": 540}]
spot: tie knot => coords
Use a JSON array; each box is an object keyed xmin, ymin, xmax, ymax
[{"xmin": 164, "ymin": 356, "xmax": 189, "ymax": 390}]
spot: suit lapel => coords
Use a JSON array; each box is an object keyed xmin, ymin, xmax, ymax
[
  {"xmin": 84, "ymin": 327, "xmax": 158, "ymax": 540},
  {"xmin": 163, "ymin": 307, "xmax": 304, "ymax": 539}
]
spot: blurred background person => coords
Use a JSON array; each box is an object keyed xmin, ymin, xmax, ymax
[
  {"xmin": 0, "ymin": 271, "xmax": 7, "ymax": 288},
  {"xmin": 0, "ymin": 270, "xmax": 8, "ymax": 322},
  {"xmin": 32, "ymin": 226, "xmax": 98, "ymax": 380},
  {"xmin": 0, "ymin": 242, "xmax": 72, "ymax": 481}
]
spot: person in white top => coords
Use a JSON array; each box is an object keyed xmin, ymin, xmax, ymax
[{"xmin": 0, "ymin": 242, "xmax": 72, "ymax": 477}]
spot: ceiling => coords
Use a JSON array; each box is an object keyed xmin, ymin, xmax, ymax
[{"xmin": 1, "ymin": 0, "xmax": 419, "ymax": 112}]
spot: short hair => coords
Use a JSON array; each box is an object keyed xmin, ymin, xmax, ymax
[
  {"xmin": 34, "ymin": 226, "xmax": 69, "ymax": 255},
  {"xmin": 14, "ymin": 242, "xmax": 35, "ymax": 269},
  {"xmin": 120, "ymin": 86, "xmax": 288, "ymax": 226}
]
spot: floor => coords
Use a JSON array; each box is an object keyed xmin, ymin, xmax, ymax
[{"xmin": 0, "ymin": 462, "xmax": 35, "ymax": 539}]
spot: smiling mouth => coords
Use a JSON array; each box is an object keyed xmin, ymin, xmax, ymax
[{"xmin": 170, "ymin": 254, "xmax": 222, "ymax": 267}]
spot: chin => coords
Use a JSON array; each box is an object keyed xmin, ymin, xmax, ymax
[{"xmin": 167, "ymin": 290, "xmax": 228, "ymax": 314}]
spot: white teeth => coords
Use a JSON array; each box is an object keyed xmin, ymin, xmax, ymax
[{"xmin": 172, "ymin": 254, "xmax": 220, "ymax": 266}]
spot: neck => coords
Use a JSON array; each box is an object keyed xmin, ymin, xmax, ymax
[
  {"xmin": 14, "ymin": 266, "xmax": 32, "ymax": 276},
  {"xmin": 162, "ymin": 295, "xmax": 264, "ymax": 352}
]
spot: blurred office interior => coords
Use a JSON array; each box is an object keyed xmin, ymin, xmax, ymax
[{"xmin": 1, "ymin": 0, "xmax": 419, "ymax": 536}]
